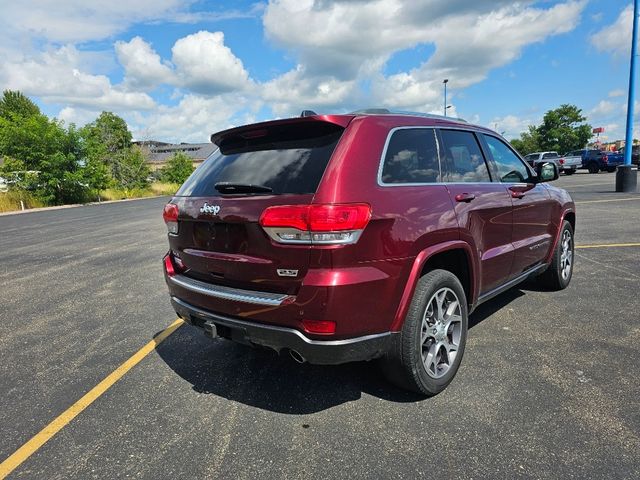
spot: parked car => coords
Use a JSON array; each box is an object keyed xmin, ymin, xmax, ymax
[
  {"xmin": 523, "ymin": 151, "xmax": 579, "ymax": 174},
  {"xmin": 569, "ymin": 149, "xmax": 624, "ymax": 173},
  {"xmin": 163, "ymin": 109, "xmax": 576, "ymax": 396},
  {"xmin": 617, "ymin": 145, "xmax": 640, "ymax": 166}
]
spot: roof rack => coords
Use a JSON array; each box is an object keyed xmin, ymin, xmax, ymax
[{"xmin": 349, "ymin": 108, "xmax": 467, "ymax": 123}]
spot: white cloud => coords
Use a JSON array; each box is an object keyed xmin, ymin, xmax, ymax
[
  {"xmin": 488, "ymin": 114, "xmax": 537, "ymax": 139},
  {"xmin": 172, "ymin": 31, "xmax": 252, "ymax": 95},
  {"xmin": 591, "ymin": 5, "xmax": 633, "ymax": 56},
  {"xmin": 0, "ymin": 1, "xmax": 189, "ymax": 44},
  {"xmin": 0, "ymin": 45, "xmax": 155, "ymax": 111},
  {"xmin": 263, "ymin": 0, "xmax": 586, "ymax": 114},
  {"xmin": 115, "ymin": 37, "xmax": 174, "ymax": 89},
  {"xmin": 609, "ymin": 89, "xmax": 626, "ymax": 98},
  {"xmin": 134, "ymin": 94, "xmax": 252, "ymax": 143},
  {"xmin": 262, "ymin": 65, "xmax": 358, "ymax": 115},
  {"xmin": 590, "ymin": 100, "xmax": 619, "ymax": 118}
]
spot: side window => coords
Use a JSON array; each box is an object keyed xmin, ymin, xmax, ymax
[
  {"xmin": 542, "ymin": 152, "xmax": 558, "ymax": 159},
  {"xmin": 483, "ymin": 135, "xmax": 532, "ymax": 183},
  {"xmin": 380, "ymin": 128, "xmax": 441, "ymax": 184},
  {"xmin": 439, "ymin": 130, "xmax": 491, "ymax": 182}
]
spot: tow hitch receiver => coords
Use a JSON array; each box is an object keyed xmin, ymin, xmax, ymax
[{"xmin": 203, "ymin": 321, "xmax": 218, "ymax": 339}]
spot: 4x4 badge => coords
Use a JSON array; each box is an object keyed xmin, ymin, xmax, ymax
[{"xmin": 200, "ymin": 203, "xmax": 221, "ymax": 215}]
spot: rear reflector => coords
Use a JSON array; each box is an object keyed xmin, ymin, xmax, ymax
[
  {"xmin": 302, "ymin": 319, "xmax": 336, "ymax": 335},
  {"xmin": 164, "ymin": 254, "xmax": 176, "ymax": 277},
  {"xmin": 163, "ymin": 203, "xmax": 179, "ymax": 234}
]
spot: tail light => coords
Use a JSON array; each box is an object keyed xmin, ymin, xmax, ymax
[
  {"xmin": 601, "ymin": 154, "xmax": 608, "ymax": 163},
  {"xmin": 163, "ymin": 203, "xmax": 179, "ymax": 234},
  {"xmin": 559, "ymin": 158, "xmax": 565, "ymax": 165},
  {"xmin": 260, "ymin": 203, "xmax": 371, "ymax": 245}
]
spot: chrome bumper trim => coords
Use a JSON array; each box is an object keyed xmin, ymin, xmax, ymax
[{"xmin": 168, "ymin": 274, "xmax": 294, "ymax": 306}]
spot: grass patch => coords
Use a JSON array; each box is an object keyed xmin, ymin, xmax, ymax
[
  {"xmin": 0, "ymin": 190, "xmax": 46, "ymax": 213},
  {"xmin": 99, "ymin": 182, "xmax": 180, "ymax": 201},
  {"xmin": 150, "ymin": 182, "xmax": 180, "ymax": 196}
]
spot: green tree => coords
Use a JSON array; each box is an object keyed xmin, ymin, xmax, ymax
[
  {"xmin": 510, "ymin": 125, "xmax": 541, "ymax": 156},
  {"xmin": 112, "ymin": 146, "xmax": 151, "ymax": 190},
  {"xmin": 0, "ymin": 90, "xmax": 40, "ymax": 120},
  {"xmin": 0, "ymin": 91, "xmax": 106, "ymax": 204},
  {"xmin": 80, "ymin": 111, "xmax": 134, "ymax": 188},
  {"xmin": 537, "ymin": 104, "xmax": 592, "ymax": 154},
  {"xmin": 160, "ymin": 151, "xmax": 194, "ymax": 183},
  {"xmin": 81, "ymin": 111, "xmax": 132, "ymax": 157}
]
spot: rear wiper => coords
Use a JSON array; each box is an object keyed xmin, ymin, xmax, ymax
[{"xmin": 214, "ymin": 182, "xmax": 273, "ymax": 194}]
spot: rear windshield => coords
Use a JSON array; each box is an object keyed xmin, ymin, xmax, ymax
[{"xmin": 176, "ymin": 122, "xmax": 344, "ymax": 196}]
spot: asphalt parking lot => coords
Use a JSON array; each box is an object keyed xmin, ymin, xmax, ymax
[{"xmin": 1, "ymin": 171, "xmax": 639, "ymax": 479}]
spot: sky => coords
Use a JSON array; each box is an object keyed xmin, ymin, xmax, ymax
[{"xmin": 0, "ymin": 0, "xmax": 636, "ymax": 144}]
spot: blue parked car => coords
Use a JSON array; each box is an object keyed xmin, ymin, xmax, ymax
[{"xmin": 566, "ymin": 149, "xmax": 624, "ymax": 173}]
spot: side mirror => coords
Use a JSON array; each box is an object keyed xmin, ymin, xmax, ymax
[{"xmin": 535, "ymin": 162, "xmax": 559, "ymax": 182}]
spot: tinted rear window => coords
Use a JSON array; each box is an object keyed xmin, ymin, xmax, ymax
[
  {"xmin": 380, "ymin": 128, "xmax": 441, "ymax": 184},
  {"xmin": 176, "ymin": 122, "xmax": 344, "ymax": 196}
]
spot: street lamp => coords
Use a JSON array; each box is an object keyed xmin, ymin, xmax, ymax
[
  {"xmin": 443, "ymin": 79, "xmax": 449, "ymax": 116},
  {"xmin": 617, "ymin": 0, "xmax": 639, "ymax": 192}
]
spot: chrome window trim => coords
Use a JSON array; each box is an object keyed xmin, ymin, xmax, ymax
[
  {"xmin": 168, "ymin": 274, "xmax": 295, "ymax": 306},
  {"xmin": 376, "ymin": 126, "xmax": 444, "ymax": 187}
]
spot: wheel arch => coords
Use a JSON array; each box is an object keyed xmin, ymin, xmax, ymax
[{"xmin": 390, "ymin": 241, "xmax": 477, "ymax": 332}]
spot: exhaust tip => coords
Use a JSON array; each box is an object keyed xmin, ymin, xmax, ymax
[{"xmin": 289, "ymin": 349, "xmax": 306, "ymax": 364}]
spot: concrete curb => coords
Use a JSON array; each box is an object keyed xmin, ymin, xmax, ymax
[{"xmin": 0, "ymin": 195, "xmax": 171, "ymax": 217}]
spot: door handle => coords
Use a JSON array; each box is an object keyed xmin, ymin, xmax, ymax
[
  {"xmin": 455, "ymin": 193, "xmax": 476, "ymax": 203},
  {"xmin": 508, "ymin": 187, "xmax": 526, "ymax": 199}
]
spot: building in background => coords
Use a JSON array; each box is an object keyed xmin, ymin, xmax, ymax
[{"xmin": 134, "ymin": 140, "xmax": 216, "ymax": 171}]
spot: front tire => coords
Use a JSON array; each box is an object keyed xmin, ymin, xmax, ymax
[
  {"xmin": 537, "ymin": 220, "xmax": 574, "ymax": 290},
  {"xmin": 587, "ymin": 162, "xmax": 600, "ymax": 174},
  {"xmin": 381, "ymin": 269, "xmax": 468, "ymax": 396}
]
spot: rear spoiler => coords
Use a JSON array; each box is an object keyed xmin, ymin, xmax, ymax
[{"xmin": 210, "ymin": 115, "xmax": 354, "ymax": 146}]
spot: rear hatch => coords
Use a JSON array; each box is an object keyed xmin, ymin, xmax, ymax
[{"xmin": 168, "ymin": 117, "xmax": 351, "ymax": 295}]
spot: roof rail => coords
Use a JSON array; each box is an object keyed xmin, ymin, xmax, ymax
[{"xmin": 349, "ymin": 108, "xmax": 467, "ymax": 123}]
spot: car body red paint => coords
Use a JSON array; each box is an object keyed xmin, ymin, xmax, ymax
[{"xmin": 163, "ymin": 110, "xmax": 575, "ymax": 385}]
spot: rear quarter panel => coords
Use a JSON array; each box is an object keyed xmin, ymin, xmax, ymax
[{"xmin": 312, "ymin": 116, "xmax": 461, "ymax": 333}]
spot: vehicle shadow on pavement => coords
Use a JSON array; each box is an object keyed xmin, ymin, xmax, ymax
[
  {"xmin": 156, "ymin": 288, "xmax": 530, "ymax": 414},
  {"xmin": 468, "ymin": 287, "xmax": 526, "ymax": 328},
  {"xmin": 156, "ymin": 325, "xmax": 423, "ymax": 414}
]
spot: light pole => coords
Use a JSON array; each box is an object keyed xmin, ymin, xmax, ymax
[
  {"xmin": 617, "ymin": 0, "xmax": 639, "ymax": 192},
  {"xmin": 443, "ymin": 79, "xmax": 449, "ymax": 117}
]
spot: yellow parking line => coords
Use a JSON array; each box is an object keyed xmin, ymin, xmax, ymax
[
  {"xmin": 576, "ymin": 197, "xmax": 640, "ymax": 204},
  {"xmin": 576, "ymin": 243, "xmax": 640, "ymax": 249},
  {"xmin": 0, "ymin": 318, "xmax": 185, "ymax": 479}
]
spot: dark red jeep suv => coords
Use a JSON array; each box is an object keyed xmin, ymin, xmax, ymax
[{"xmin": 163, "ymin": 109, "xmax": 575, "ymax": 395}]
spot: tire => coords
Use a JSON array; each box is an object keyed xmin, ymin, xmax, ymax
[
  {"xmin": 587, "ymin": 162, "xmax": 600, "ymax": 174},
  {"xmin": 536, "ymin": 220, "xmax": 574, "ymax": 290},
  {"xmin": 606, "ymin": 167, "xmax": 616, "ymax": 173},
  {"xmin": 564, "ymin": 169, "xmax": 574, "ymax": 175},
  {"xmin": 380, "ymin": 269, "xmax": 468, "ymax": 396}
]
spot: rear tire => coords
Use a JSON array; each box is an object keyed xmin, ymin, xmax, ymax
[
  {"xmin": 587, "ymin": 162, "xmax": 600, "ymax": 174},
  {"xmin": 380, "ymin": 269, "xmax": 468, "ymax": 396},
  {"xmin": 536, "ymin": 220, "xmax": 574, "ymax": 290},
  {"xmin": 564, "ymin": 169, "xmax": 574, "ymax": 175}
]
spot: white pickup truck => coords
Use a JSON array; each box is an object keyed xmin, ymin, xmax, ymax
[{"xmin": 522, "ymin": 151, "xmax": 581, "ymax": 175}]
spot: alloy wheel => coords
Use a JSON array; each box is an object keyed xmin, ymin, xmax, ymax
[{"xmin": 420, "ymin": 288, "xmax": 462, "ymax": 379}]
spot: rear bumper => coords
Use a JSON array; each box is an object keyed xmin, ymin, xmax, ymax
[{"xmin": 170, "ymin": 296, "xmax": 394, "ymax": 365}]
